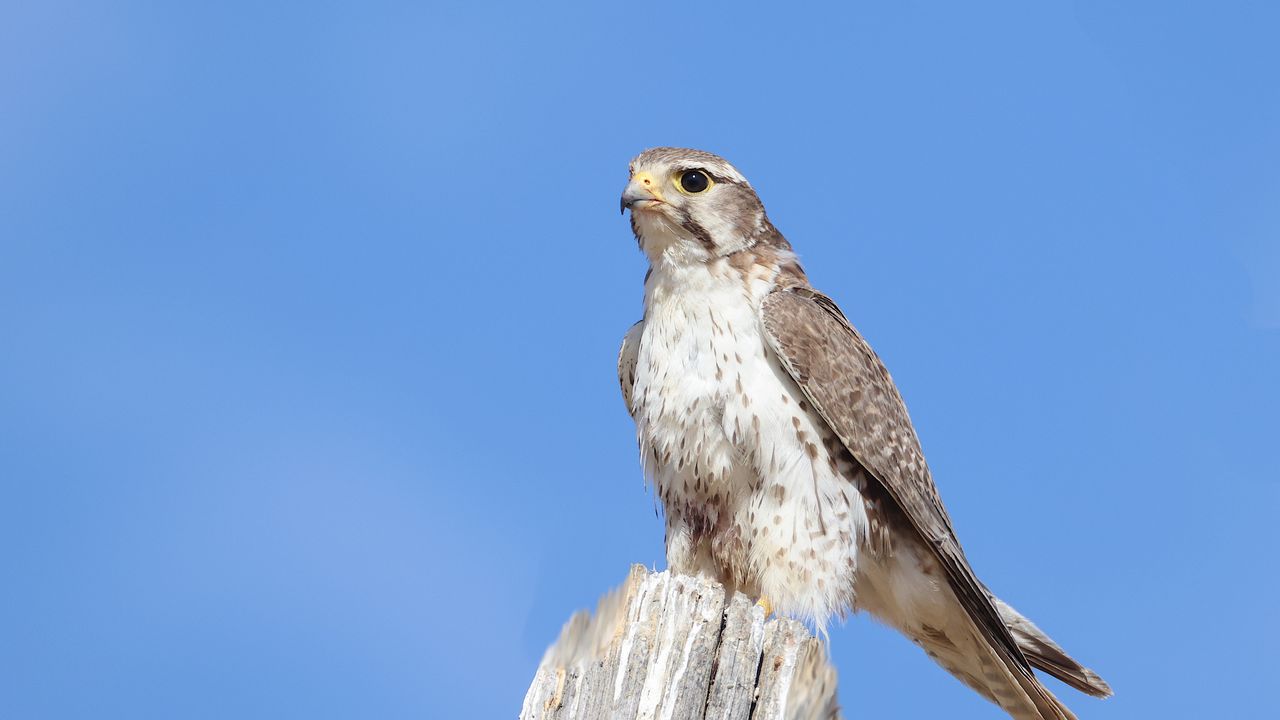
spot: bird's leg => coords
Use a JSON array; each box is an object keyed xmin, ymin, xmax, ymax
[{"xmin": 756, "ymin": 596, "xmax": 775, "ymax": 618}]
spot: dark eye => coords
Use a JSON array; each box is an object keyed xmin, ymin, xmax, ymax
[{"xmin": 678, "ymin": 169, "xmax": 711, "ymax": 194}]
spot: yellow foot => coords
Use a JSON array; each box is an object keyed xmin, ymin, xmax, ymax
[{"xmin": 756, "ymin": 596, "xmax": 775, "ymax": 618}]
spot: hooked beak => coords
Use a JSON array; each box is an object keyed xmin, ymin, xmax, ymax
[{"xmin": 620, "ymin": 171, "xmax": 665, "ymax": 215}]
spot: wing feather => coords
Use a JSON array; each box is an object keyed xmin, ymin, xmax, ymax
[
  {"xmin": 759, "ymin": 288, "xmax": 1062, "ymax": 707},
  {"xmin": 618, "ymin": 321, "xmax": 643, "ymax": 417}
]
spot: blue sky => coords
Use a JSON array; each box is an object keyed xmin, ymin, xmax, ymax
[{"xmin": 2, "ymin": 1, "xmax": 1276, "ymax": 718}]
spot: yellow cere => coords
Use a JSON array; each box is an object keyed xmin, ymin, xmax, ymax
[{"xmin": 631, "ymin": 171, "xmax": 666, "ymax": 202}]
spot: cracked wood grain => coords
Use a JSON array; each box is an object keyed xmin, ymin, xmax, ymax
[{"xmin": 521, "ymin": 566, "xmax": 841, "ymax": 720}]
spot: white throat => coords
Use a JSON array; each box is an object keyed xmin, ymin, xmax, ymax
[{"xmin": 634, "ymin": 211, "xmax": 711, "ymax": 266}]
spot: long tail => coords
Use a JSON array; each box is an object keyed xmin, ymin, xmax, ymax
[
  {"xmin": 860, "ymin": 541, "xmax": 1111, "ymax": 718},
  {"xmin": 915, "ymin": 610, "xmax": 1080, "ymax": 720},
  {"xmin": 993, "ymin": 597, "xmax": 1114, "ymax": 698},
  {"xmin": 897, "ymin": 587, "xmax": 1110, "ymax": 719}
]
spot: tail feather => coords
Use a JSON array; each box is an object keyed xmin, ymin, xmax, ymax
[
  {"xmin": 916, "ymin": 607, "xmax": 1077, "ymax": 720},
  {"xmin": 994, "ymin": 598, "xmax": 1114, "ymax": 698}
]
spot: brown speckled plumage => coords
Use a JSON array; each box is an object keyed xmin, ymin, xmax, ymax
[{"xmin": 617, "ymin": 147, "xmax": 1111, "ymax": 720}]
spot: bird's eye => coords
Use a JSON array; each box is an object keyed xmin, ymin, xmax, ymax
[{"xmin": 677, "ymin": 169, "xmax": 712, "ymax": 194}]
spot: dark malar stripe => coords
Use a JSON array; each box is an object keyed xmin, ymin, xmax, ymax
[{"xmin": 680, "ymin": 217, "xmax": 717, "ymax": 252}]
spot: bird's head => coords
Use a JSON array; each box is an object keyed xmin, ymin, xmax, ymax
[{"xmin": 621, "ymin": 147, "xmax": 771, "ymax": 264}]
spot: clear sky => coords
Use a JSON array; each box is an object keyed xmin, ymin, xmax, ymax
[{"xmin": 2, "ymin": 2, "xmax": 1277, "ymax": 718}]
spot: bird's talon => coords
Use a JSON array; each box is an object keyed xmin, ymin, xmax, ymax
[{"xmin": 756, "ymin": 596, "xmax": 774, "ymax": 618}]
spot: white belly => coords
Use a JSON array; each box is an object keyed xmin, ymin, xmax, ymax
[{"xmin": 631, "ymin": 262, "xmax": 870, "ymax": 625}]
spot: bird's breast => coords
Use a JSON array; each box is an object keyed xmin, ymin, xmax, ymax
[
  {"xmin": 633, "ymin": 274, "xmax": 765, "ymax": 493},
  {"xmin": 630, "ymin": 263, "xmax": 871, "ymax": 624}
]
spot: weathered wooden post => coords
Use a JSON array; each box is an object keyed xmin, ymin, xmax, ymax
[{"xmin": 521, "ymin": 565, "xmax": 842, "ymax": 720}]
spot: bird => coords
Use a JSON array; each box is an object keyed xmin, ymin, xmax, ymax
[{"xmin": 616, "ymin": 147, "xmax": 1111, "ymax": 720}]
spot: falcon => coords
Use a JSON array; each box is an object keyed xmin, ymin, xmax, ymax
[{"xmin": 616, "ymin": 147, "xmax": 1111, "ymax": 719}]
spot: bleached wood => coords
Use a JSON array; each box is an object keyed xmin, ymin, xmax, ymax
[{"xmin": 521, "ymin": 566, "xmax": 841, "ymax": 720}]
